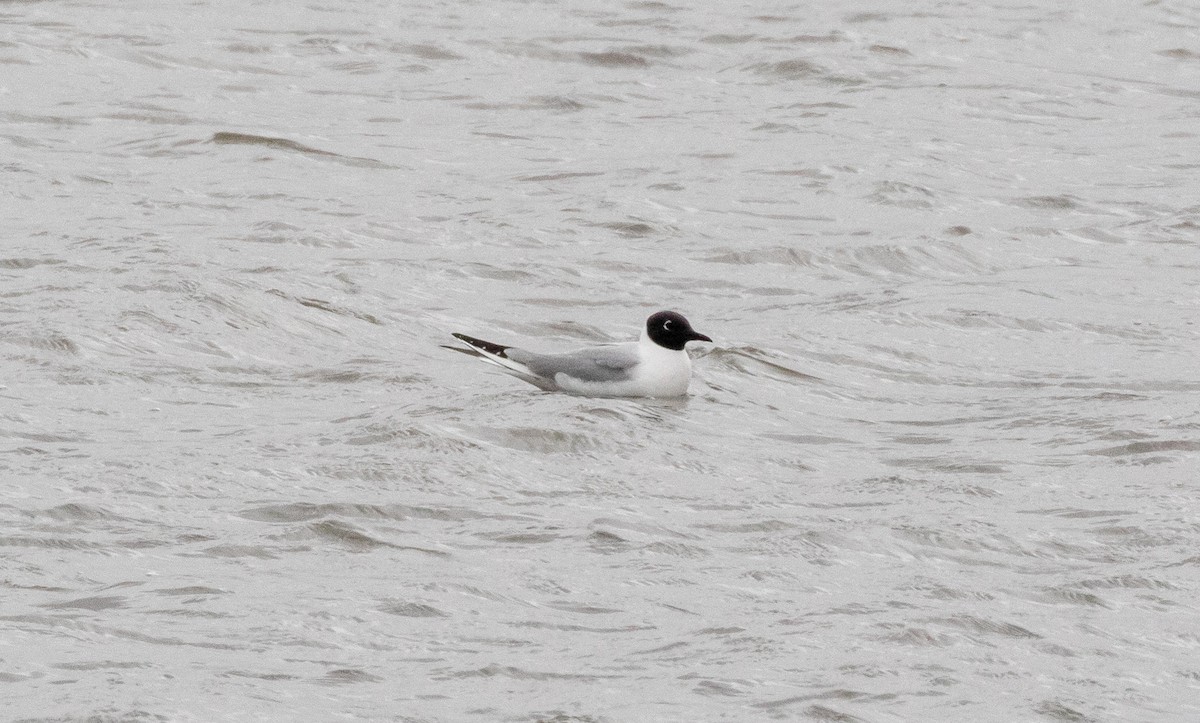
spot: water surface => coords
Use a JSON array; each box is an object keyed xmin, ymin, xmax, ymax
[{"xmin": 3, "ymin": 0, "xmax": 1199, "ymax": 720}]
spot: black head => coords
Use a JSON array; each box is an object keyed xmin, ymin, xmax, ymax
[{"xmin": 645, "ymin": 311, "xmax": 712, "ymax": 351}]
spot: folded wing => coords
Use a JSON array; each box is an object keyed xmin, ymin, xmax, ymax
[
  {"xmin": 447, "ymin": 333, "xmax": 557, "ymax": 390},
  {"xmin": 511, "ymin": 343, "xmax": 639, "ymax": 385}
]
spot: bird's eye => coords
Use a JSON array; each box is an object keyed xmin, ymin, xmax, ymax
[{"xmin": 663, "ymin": 320, "xmax": 673, "ymax": 329}]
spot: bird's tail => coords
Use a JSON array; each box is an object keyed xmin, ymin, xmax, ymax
[{"xmin": 445, "ymin": 333, "xmax": 553, "ymax": 390}]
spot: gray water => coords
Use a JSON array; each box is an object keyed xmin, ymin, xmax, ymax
[{"xmin": 3, "ymin": 0, "xmax": 1199, "ymax": 721}]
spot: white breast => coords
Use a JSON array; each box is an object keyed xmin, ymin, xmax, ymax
[
  {"xmin": 553, "ymin": 336, "xmax": 694, "ymax": 398},
  {"xmin": 627, "ymin": 339, "xmax": 692, "ymax": 397}
]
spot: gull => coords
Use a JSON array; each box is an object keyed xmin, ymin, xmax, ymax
[{"xmin": 446, "ymin": 311, "xmax": 712, "ymax": 397}]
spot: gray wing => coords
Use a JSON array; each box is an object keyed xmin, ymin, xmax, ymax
[{"xmin": 509, "ymin": 343, "xmax": 639, "ymax": 384}]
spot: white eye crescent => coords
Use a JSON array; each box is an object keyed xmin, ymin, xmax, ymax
[{"xmin": 663, "ymin": 320, "xmax": 673, "ymax": 329}]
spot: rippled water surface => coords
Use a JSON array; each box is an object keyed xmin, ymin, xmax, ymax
[{"xmin": 3, "ymin": 0, "xmax": 1200, "ymax": 720}]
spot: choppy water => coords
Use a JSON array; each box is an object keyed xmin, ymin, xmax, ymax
[{"xmin": 3, "ymin": 0, "xmax": 1200, "ymax": 721}]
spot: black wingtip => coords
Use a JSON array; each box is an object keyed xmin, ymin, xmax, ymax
[
  {"xmin": 441, "ymin": 344, "xmax": 482, "ymax": 357},
  {"xmin": 451, "ymin": 333, "xmax": 510, "ymax": 358}
]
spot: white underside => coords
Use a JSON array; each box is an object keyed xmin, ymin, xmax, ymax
[
  {"xmin": 460, "ymin": 331, "xmax": 695, "ymax": 398},
  {"xmin": 555, "ymin": 336, "xmax": 692, "ymax": 397}
]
